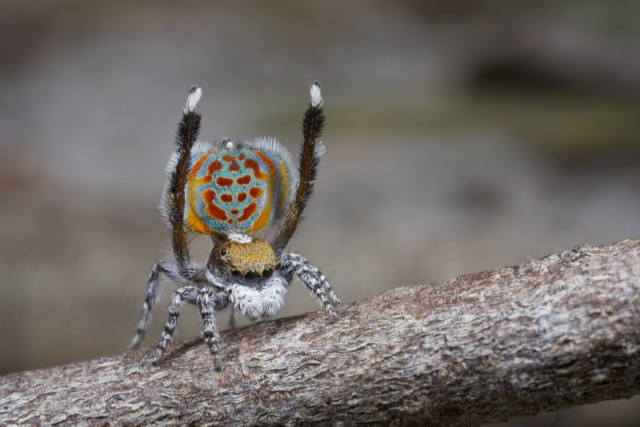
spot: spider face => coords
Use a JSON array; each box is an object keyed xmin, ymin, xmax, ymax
[
  {"xmin": 129, "ymin": 83, "xmax": 340, "ymax": 370},
  {"xmin": 209, "ymin": 236, "xmax": 281, "ymax": 280}
]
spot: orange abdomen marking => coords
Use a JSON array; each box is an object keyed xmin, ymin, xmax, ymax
[
  {"xmin": 237, "ymin": 175, "xmax": 251, "ymax": 185},
  {"xmin": 216, "ymin": 177, "xmax": 234, "ymax": 187}
]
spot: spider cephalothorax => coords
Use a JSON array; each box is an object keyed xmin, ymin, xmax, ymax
[
  {"xmin": 129, "ymin": 83, "xmax": 340, "ymax": 369},
  {"xmin": 209, "ymin": 236, "xmax": 281, "ymax": 279}
]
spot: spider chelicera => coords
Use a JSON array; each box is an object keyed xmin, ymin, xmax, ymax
[{"xmin": 128, "ymin": 83, "xmax": 340, "ymax": 369}]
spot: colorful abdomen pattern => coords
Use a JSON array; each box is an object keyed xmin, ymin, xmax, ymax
[{"xmin": 185, "ymin": 142, "xmax": 293, "ymax": 235}]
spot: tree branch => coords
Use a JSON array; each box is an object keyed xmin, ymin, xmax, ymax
[{"xmin": 1, "ymin": 239, "xmax": 639, "ymax": 425}]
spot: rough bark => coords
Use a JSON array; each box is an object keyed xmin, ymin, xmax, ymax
[{"xmin": 1, "ymin": 239, "xmax": 639, "ymax": 426}]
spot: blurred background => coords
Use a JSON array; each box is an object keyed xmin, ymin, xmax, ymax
[{"xmin": 2, "ymin": 1, "xmax": 640, "ymax": 425}]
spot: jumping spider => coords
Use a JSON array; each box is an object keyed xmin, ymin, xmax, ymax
[{"xmin": 129, "ymin": 83, "xmax": 340, "ymax": 369}]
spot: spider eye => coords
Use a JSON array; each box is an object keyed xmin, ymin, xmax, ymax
[
  {"xmin": 245, "ymin": 270, "xmax": 258, "ymax": 280},
  {"xmin": 231, "ymin": 270, "xmax": 241, "ymax": 277},
  {"xmin": 221, "ymin": 248, "xmax": 227, "ymax": 256},
  {"xmin": 263, "ymin": 268, "xmax": 273, "ymax": 278}
]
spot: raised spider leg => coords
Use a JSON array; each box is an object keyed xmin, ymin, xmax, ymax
[
  {"xmin": 135, "ymin": 86, "xmax": 208, "ymax": 365},
  {"xmin": 197, "ymin": 287, "xmax": 228, "ymax": 371},
  {"xmin": 282, "ymin": 253, "xmax": 341, "ymax": 321},
  {"xmin": 129, "ymin": 259, "xmax": 188, "ymax": 350},
  {"xmin": 132, "ymin": 86, "xmax": 202, "ymax": 354},
  {"xmin": 168, "ymin": 85, "xmax": 203, "ymax": 277},
  {"xmin": 151, "ymin": 285, "xmax": 200, "ymax": 366},
  {"xmin": 274, "ymin": 82, "xmax": 325, "ymax": 252}
]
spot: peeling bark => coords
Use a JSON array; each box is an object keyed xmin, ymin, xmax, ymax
[{"xmin": 1, "ymin": 239, "xmax": 639, "ymax": 426}]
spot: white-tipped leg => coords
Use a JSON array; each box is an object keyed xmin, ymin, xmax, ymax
[
  {"xmin": 310, "ymin": 81, "xmax": 323, "ymax": 108},
  {"xmin": 151, "ymin": 286, "xmax": 199, "ymax": 366},
  {"xmin": 184, "ymin": 85, "xmax": 203, "ymax": 113},
  {"xmin": 282, "ymin": 253, "xmax": 340, "ymax": 321},
  {"xmin": 197, "ymin": 287, "xmax": 227, "ymax": 371}
]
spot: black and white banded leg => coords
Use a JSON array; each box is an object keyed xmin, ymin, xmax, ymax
[
  {"xmin": 151, "ymin": 285, "xmax": 200, "ymax": 366},
  {"xmin": 129, "ymin": 259, "xmax": 188, "ymax": 350},
  {"xmin": 197, "ymin": 287, "xmax": 228, "ymax": 371},
  {"xmin": 283, "ymin": 253, "xmax": 341, "ymax": 321}
]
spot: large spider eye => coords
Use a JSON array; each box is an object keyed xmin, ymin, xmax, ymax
[
  {"xmin": 221, "ymin": 248, "xmax": 227, "ymax": 256},
  {"xmin": 245, "ymin": 270, "xmax": 258, "ymax": 280},
  {"xmin": 263, "ymin": 268, "xmax": 273, "ymax": 278}
]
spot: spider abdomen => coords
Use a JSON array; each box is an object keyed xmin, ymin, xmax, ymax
[{"xmin": 184, "ymin": 139, "xmax": 295, "ymax": 234}]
